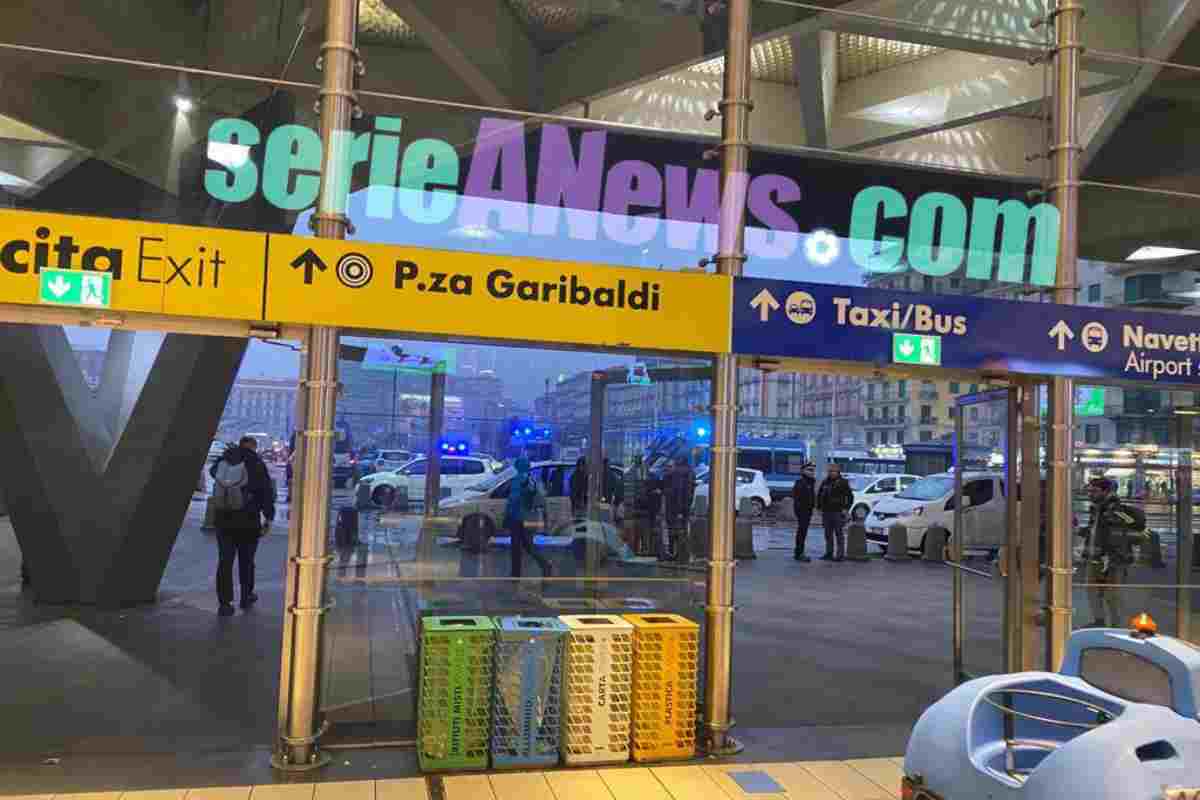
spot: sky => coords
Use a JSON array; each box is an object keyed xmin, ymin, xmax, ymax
[{"xmin": 65, "ymin": 327, "xmax": 628, "ymax": 406}]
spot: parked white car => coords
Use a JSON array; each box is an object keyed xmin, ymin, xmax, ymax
[
  {"xmin": 864, "ymin": 471, "xmax": 1007, "ymax": 554},
  {"xmin": 439, "ymin": 460, "xmax": 625, "ymax": 550},
  {"xmin": 845, "ymin": 473, "xmax": 921, "ymax": 522},
  {"xmin": 355, "ymin": 455, "xmax": 503, "ymax": 508},
  {"xmin": 374, "ymin": 449, "xmax": 413, "ymax": 472},
  {"xmin": 694, "ymin": 468, "xmax": 772, "ymax": 517}
]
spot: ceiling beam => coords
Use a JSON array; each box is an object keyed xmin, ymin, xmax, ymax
[
  {"xmin": 381, "ymin": 0, "xmax": 537, "ymax": 109},
  {"xmin": 790, "ymin": 30, "xmax": 837, "ymax": 149}
]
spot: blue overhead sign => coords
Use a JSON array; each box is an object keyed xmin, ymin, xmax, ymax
[{"xmin": 733, "ymin": 277, "xmax": 1200, "ymax": 386}]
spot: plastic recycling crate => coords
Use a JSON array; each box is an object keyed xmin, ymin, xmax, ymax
[
  {"xmin": 623, "ymin": 613, "xmax": 700, "ymax": 762},
  {"xmin": 417, "ymin": 615, "xmax": 496, "ymax": 772},
  {"xmin": 559, "ymin": 614, "xmax": 634, "ymax": 765},
  {"xmin": 490, "ymin": 617, "xmax": 568, "ymax": 769}
]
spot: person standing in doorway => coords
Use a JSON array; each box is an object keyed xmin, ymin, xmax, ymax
[
  {"xmin": 1079, "ymin": 477, "xmax": 1147, "ymax": 627},
  {"xmin": 507, "ymin": 457, "xmax": 551, "ymax": 580},
  {"xmin": 662, "ymin": 457, "xmax": 696, "ymax": 561},
  {"xmin": 791, "ymin": 462, "xmax": 816, "ymax": 562},
  {"xmin": 816, "ymin": 463, "xmax": 853, "ymax": 562},
  {"xmin": 210, "ymin": 436, "xmax": 276, "ymax": 616}
]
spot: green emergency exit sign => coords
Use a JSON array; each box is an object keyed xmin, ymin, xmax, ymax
[
  {"xmin": 893, "ymin": 333, "xmax": 942, "ymax": 366},
  {"xmin": 38, "ymin": 269, "xmax": 112, "ymax": 309}
]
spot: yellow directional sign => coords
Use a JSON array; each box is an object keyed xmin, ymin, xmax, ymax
[
  {"xmin": 0, "ymin": 209, "xmax": 266, "ymax": 321},
  {"xmin": 264, "ymin": 235, "xmax": 731, "ymax": 353},
  {"xmin": 0, "ymin": 210, "xmax": 732, "ymax": 354}
]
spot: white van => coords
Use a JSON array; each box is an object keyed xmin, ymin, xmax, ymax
[{"xmin": 864, "ymin": 471, "xmax": 1006, "ymax": 555}]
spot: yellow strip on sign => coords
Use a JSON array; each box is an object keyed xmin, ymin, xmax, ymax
[
  {"xmin": 0, "ymin": 208, "xmax": 266, "ymax": 321},
  {"xmin": 264, "ymin": 234, "xmax": 732, "ymax": 353},
  {"xmin": 0, "ymin": 210, "xmax": 733, "ymax": 354}
]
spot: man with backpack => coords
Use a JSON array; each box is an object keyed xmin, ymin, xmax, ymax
[
  {"xmin": 506, "ymin": 457, "xmax": 551, "ymax": 580},
  {"xmin": 1079, "ymin": 477, "xmax": 1149, "ymax": 627},
  {"xmin": 210, "ymin": 436, "xmax": 276, "ymax": 616}
]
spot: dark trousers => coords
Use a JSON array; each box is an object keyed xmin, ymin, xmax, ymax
[
  {"xmin": 822, "ymin": 511, "xmax": 846, "ymax": 558},
  {"xmin": 217, "ymin": 530, "xmax": 260, "ymax": 606},
  {"xmin": 795, "ymin": 511, "xmax": 813, "ymax": 556},
  {"xmin": 509, "ymin": 518, "xmax": 549, "ymax": 579}
]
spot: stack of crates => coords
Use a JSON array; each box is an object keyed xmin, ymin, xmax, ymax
[
  {"xmin": 624, "ymin": 613, "xmax": 700, "ymax": 762},
  {"xmin": 417, "ymin": 616, "xmax": 496, "ymax": 772},
  {"xmin": 490, "ymin": 617, "xmax": 567, "ymax": 769},
  {"xmin": 559, "ymin": 614, "xmax": 635, "ymax": 765}
]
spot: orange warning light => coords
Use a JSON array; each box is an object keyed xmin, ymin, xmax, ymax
[{"xmin": 1130, "ymin": 612, "xmax": 1158, "ymax": 635}]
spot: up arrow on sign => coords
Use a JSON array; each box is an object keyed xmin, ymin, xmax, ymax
[{"xmin": 749, "ymin": 288, "xmax": 780, "ymax": 321}]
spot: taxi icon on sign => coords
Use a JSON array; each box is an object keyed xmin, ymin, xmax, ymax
[{"xmin": 785, "ymin": 291, "xmax": 816, "ymax": 325}]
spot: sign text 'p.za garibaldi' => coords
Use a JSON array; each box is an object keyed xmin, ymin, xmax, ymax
[{"xmin": 393, "ymin": 261, "xmax": 662, "ymax": 312}]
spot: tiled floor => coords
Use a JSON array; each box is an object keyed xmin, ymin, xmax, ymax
[{"xmin": 1, "ymin": 759, "xmax": 905, "ymax": 800}]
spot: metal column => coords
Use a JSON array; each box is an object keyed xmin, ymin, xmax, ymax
[
  {"xmin": 952, "ymin": 408, "xmax": 965, "ymax": 682},
  {"xmin": 588, "ymin": 372, "xmax": 605, "ymax": 522},
  {"xmin": 1004, "ymin": 387, "xmax": 1021, "ymax": 672},
  {"xmin": 424, "ymin": 369, "xmax": 446, "ymax": 516},
  {"xmin": 1020, "ymin": 383, "xmax": 1043, "ymax": 670},
  {"xmin": 274, "ymin": 0, "xmax": 359, "ymax": 771},
  {"xmin": 1046, "ymin": 0, "xmax": 1083, "ymax": 670},
  {"xmin": 1177, "ymin": 414, "xmax": 1194, "ymax": 641},
  {"xmin": 704, "ymin": 0, "xmax": 751, "ymax": 756}
]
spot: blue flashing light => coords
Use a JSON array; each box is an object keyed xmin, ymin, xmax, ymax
[
  {"xmin": 457, "ymin": 443, "xmax": 467, "ymax": 452},
  {"xmin": 524, "ymin": 427, "xmax": 532, "ymax": 435}
]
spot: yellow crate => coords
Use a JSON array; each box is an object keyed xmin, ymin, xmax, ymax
[{"xmin": 622, "ymin": 613, "xmax": 700, "ymax": 762}]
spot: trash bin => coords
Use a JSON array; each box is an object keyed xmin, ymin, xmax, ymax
[
  {"xmin": 491, "ymin": 617, "xmax": 567, "ymax": 769},
  {"xmin": 335, "ymin": 505, "xmax": 358, "ymax": 548},
  {"xmin": 623, "ymin": 613, "xmax": 699, "ymax": 763},
  {"xmin": 417, "ymin": 616, "xmax": 496, "ymax": 772},
  {"xmin": 559, "ymin": 614, "xmax": 634, "ymax": 765},
  {"xmin": 923, "ymin": 525, "xmax": 949, "ymax": 563},
  {"xmin": 734, "ymin": 498, "xmax": 755, "ymax": 559}
]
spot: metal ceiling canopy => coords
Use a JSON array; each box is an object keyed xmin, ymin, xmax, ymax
[
  {"xmin": 688, "ymin": 32, "xmax": 941, "ymax": 85},
  {"xmin": 505, "ymin": 0, "xmax": 598, "ymax": 50},
  {"xmin": 359, "ymin": 0, "xmax": 421, "ymax": 45}
]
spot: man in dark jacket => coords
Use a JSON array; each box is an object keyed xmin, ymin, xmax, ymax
[
  {"xmin": 662, "ymin": 457, "xmax": 696, "ymax": 561},
  {"xmin": 791, "ymin": 462, "xmax": 817, "ymax": 562},
  {"xmin": 210, "ymin": 436, "xmax": 276, "ymax": 616},
  {"xmin": 816, "ymin": 463, "xmax": 854, "ymax": 562},
  {"xmin": 1078, "ymin": 477, "xmax": 1146, "ymax": 627}
]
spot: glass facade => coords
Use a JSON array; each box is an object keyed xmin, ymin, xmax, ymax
[{"xmin": 4, "ymin": 0, "xmax": 1200, "ymax": 766}]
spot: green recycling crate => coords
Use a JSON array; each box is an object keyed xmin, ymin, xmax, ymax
[{"xmin": 418, "ymin": 615, "xmax": 497, "ymax": 771}]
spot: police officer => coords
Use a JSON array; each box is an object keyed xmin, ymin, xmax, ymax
[
  {"xmin": 816, "ymin": 463, "xmax": 854, "ymax": 562},
  {"xmin": 662, "ymin": 456, "xmax": 696, "ymax": 561},
  {"xmin": 1079, "ymin": 477, "xmax": 1145, "ymax": 627},
  {"xmin": 791, "ymin": 462, "xmax": 816, "ymax": 562}
]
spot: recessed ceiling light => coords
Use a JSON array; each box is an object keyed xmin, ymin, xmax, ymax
[
  {"xmin": 175, "ymin": 97, "xmax": 194, "ymax": 113},
  {"xmin": 1127, "ymin": 245, "xmax": 1200, "ymax": 261}
]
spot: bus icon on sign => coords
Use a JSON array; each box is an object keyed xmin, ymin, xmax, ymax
[{"xmin": 785, "ymin": 291, "xmax": 816, "ymax": 325}]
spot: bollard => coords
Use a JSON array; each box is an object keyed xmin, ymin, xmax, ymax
[
  {"xmin": 846, "ymin": 523, "xmax": 869, "ymax": 561},
  {"xmin": 885, "ymin": 523, "xmax": 910, "ymax": 561},
  {"xmin": 689, "ymin": 514, "xmax": 710, "ymax": 561},
  {"xmin": 776, "ymin": 496, "xmax": 796, "ymax": 522},
  {"xmin": 1142, "ymin": 529, "xmax": 1166, "ymax": 569},
  {"xmin": 734, "ymin": 498, "xmax": 756, "ymax": 559},
  {"xmin": 390, "ymin": 484, "xmax": 410, "ymax": 512},
  {"xmin": 923, "ymin": 525, "xmax": 949, "ymax": 563},
  {"xmin": 202, "ymin": 495, "xmax": 218, "ymax": 530},
  {"xmin": 335, "ymin": 505, "xmax": 359, "ymax": 548}
]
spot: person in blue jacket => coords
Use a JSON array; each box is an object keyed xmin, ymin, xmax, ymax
[{"xmin": 507, "ymin": 457, "xmax": 551, "ymax": 579}]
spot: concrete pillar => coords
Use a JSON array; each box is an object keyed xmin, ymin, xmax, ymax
[{"xmin": 0, "ymin": 324, "xmax": 246, "ymax": 606}]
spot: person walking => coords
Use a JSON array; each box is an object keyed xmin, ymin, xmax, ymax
[
  {"xmin": 1079, "ymin": 477, "xmax": 1147, "ymax": 627},
  {"xmin": 210, "ymin": 435, "xmax": 276, "ymax": 616},
  {"xmin": 816, "ymin": 463, "xmax": 853, "ymax": 562},
  {"xmin": 507, "ymin": 457, "xmax": 551, "ymax": 581},
  {"xmin": 662, "ymin": 457, "xmax": 696, "ymax": 561},
  {"xmin": 569, "ymin": 456, "xmax": 588, "ymax": 518},
  {"xmin": 791, "ymin": 462, "xmax": 817, "ymax": 562}
]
